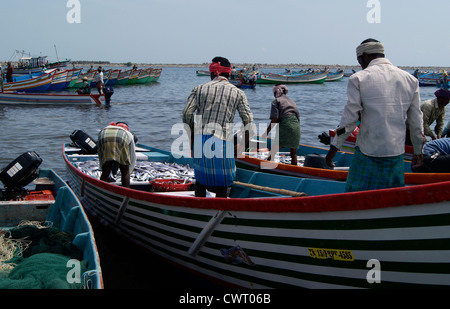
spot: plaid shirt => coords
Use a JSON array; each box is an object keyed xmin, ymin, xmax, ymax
[
  {"xmin": 183, "ymin": 76, "xmax": 253, "ymax": 140},
  {"xmin": 97, "ymin": 125, "xmax": 136, "ymax": 171}
]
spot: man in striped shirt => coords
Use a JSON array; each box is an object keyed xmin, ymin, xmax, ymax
[{"xmin": 183, "ymin": 56, "xmax": 253, "ymax": 197}]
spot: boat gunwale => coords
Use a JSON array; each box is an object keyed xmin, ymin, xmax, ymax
[{"xmin": 63, "ymin": 144, "xmax": 450, "ymax": 214}]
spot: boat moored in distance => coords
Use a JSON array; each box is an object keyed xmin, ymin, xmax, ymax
[
  {"xmin": 47, "ymin": 69, "xmax": 70, "ymax": 91},
  {"xmin": 3, "ymin": 71, "xmax": 55, "ymax": 93},
  {"xmin": 0, "ymin": 152, "xmax": 102, "ymax": 289},
  {"xmin": 0, "ymin": 92, "xmax": 105, "ymax": 105},
  {"xmin": 325, "ymin": 69, "xmax": 345, "ymax": 82},
  {"xmin": 257, "ymin": 70, "xmax": 328, "ymax": 84},
  {"xmin": 63, "ymin": 142, "xmax": 450, "ymax": 289}
]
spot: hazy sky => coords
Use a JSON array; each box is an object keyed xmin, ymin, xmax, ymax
[{"xmin": 1, "ymin": 0, "xmax": 449, "ymax": 67}]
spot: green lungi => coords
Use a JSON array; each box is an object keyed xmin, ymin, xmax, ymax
[
  {"xmin": 345, "ymin": 147, "xmax": 405, "ymax": 192},
  {"xmin": 276, "ymin": 114, "xmax": 301, "ymax": 149}
]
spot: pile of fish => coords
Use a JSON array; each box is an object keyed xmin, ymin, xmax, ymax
[
  {"xmin": 74, "ymin": 160, "xmax": 195, "ymax": 183},
  {"xmin": 244, "ymin": 152, "xmax": 306, "ymax": 166}
]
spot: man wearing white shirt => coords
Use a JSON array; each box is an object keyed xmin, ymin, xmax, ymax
[{"xmin": 326, "ymin": 38, "xmax": 424, "ymax": 192}]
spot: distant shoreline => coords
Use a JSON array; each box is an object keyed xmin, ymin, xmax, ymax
[
  {"xmin": 70, "ymin": 62, "xmax": 449, "ymax": 72},
  {"xmin": 3, "ymin": 60, "xmax": 448, "ymax": 72}
]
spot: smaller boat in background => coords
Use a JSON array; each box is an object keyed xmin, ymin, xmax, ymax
[
  {"xmin": 136, "ymin": 68, "xmax": 153, "ymax": 84},
  {"xmin": 326, "ymin": 69, "xmax": 344, "ymax": 82},
  {"xmin": 116, "ymin": 69, "xmax": 133, "ymax": 85},
  {"xmin": 0, "ymin": 92, "xmax": 105, "ymax": 105},
  {"xmin": 47, "ymin": 69, "xmax": 70, "ymax": 91},
  {"xmin": 3, "ymin": 71, "xmax": 55, "ymax": 93},
  {"xmin": 196, "ymin": 70, "xmax": 210, "ymax": 76}
]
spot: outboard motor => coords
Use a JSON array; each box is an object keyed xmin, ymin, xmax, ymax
[
  {"xmin": 0, "ymin": 151, "xmax": 42, "ymax": 200},
  {"xmin": 104, "ymin": 86, "xmax": 114, "ymax": 105},
  {"xmin": 70, "ymin": 130, "xmax": 98, "ymax": 154}
]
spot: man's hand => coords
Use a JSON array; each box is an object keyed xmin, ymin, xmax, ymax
[{"xmin": 326, "ymin": 145, "xmax": 338, "ymax": 168}]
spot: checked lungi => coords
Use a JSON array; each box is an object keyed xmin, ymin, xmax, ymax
[
  {"xmin": 345, "ymin": 147, "xmax": 405, "ymax": 192},
  {"xmin": 193, "ymin": 134, "xmax": 236, "ymax": 187}
]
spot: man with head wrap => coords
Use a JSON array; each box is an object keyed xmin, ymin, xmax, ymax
[
  {"xmin": 326, "ymin": 38, "xmax": 424, "ymax": 192},
  {"xmin": 419, "ymin": 88, "xmax": 450, "ymax": 140},
  {"xmin": 262, "ymin": 84, "xmax": 301, "ymax": 165},
  {"xmin": 182, "ymin": 56, "xmax": 253, "ymax": 197}
]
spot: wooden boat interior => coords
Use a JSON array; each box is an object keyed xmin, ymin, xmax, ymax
[{"xmin": 64, "ymin": 144, "xmax": 346, "ymax": 199}]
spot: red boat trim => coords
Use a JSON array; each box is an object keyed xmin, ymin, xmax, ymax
[{"xmin": 63, "ymin": 145, "xmax": 450, "ymax": 214}]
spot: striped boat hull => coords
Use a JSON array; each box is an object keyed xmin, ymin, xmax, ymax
[
  {"xmin": 64, "ymin": 144, "xmax": 450, "ymax": 289},
  {"xmin": 3, "ymin": 72, "xmax": 54, "ymax": 92},
  {"xmin": 0, "ymin": 92, "xmax": 104, "ymax": 105}
]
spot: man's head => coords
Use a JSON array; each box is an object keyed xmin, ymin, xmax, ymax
[
  {"xmin": 209, "ymin": 56, "xmax": 232, "ymax": 80},
  {"xmin": 435, "ymin": 88, "xmax": 450, "ymax": 107},
  {"xmin": 356, "ymin": 38, "xmax": 385, "ymax": 69}
]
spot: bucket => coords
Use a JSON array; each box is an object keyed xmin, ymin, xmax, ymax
[{"xmin": 150, "ymin": 179, "xmax": 192, "ymax": 192}]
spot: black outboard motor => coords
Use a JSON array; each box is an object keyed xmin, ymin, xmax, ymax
[
  {"xmin": 70, "ymin": 130, "xmax": 98, "ymax": 154},
  {"xmin": 104, "ymin": 86, "xmax": 114, "ymax": 105},
  {"xmin": 0, "ymin": 151, "xmax": 42, "ymax": 200}
]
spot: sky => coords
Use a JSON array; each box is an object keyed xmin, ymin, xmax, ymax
[{"xmin": 1, "ymin": 0, "xmax": 449, "ymax": 67}]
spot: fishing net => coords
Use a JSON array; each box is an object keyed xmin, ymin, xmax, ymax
[{"xmin": 0, "ymin": 221, "xmax": 86, "ymax": 289}]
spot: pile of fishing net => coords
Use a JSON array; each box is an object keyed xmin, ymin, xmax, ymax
[{"xmin": 0, "ymin": 221, "xmax": 87, "ymax": 289}]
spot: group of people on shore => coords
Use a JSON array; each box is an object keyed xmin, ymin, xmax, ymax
[{"xmin": 97, "ymin": 38, "xmax": 450, "ymax": 198}]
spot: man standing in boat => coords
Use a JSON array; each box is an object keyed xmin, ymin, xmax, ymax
[
  {"xmin": 326, "ymin": 39, "xmax": 424, "ymax": 192},
  {"xmin": 182, "ymin": 56, "xmax": 253, "ymax": 198}
]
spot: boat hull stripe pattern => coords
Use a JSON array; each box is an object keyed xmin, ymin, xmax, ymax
[{"xmin": 66, "ymin": 166, "xmax": 450, "ymax": 289}]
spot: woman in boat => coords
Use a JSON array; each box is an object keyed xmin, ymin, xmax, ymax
[{"xmin": 262, "ymin": 84, "xmax": 301, "ymax": 165}]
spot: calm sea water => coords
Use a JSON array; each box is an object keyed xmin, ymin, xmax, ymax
[{"xmin": 0, "ymin": 66, "xmax": 444, "ymax": 289}]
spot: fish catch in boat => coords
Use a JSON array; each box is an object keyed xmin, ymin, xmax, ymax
[{"xmin": 74, "ymin": 160, "xmax": 195, "ymax": 183}]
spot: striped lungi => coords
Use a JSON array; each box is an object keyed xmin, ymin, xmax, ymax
[
  {"xmin": 345, "ymin": 147, "xmax": 405, "ymax": 192},
  {"xmin": 193, "ymin": 134, "xmax": 236, "ymax": 187}
]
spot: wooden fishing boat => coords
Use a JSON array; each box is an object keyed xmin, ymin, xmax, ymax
[
  {"xmin": 196, "ymin": 70, "xmax": 210, "ymax": 76},
  {"xmin": 90, "ymin": 70, "xmax": 112, "ymax": 88},
  {"xmin": 149, "ymin": 68, "xmax": 162, "ymax": 82},
  {"xmin": 418, "ymin": 71, "xmax": 447, "ymax": 87},
  {"xmin": 66, "ymin": 68, "xmax": 83, "ymax": 88},
  {"xmin": 63, "ymin": 142, "xmax": 450, "ymax": 288},
  {"xmin": 0, "ymin": 92, "xmax": 105, "ymax": 105},
  {"xmin": 71, "ymin": 71, "xmax": 96, "ymax": 89},
  {"xmin": 229, "ymin": 79, "xmax": 256, "ymax": 89},
  {"xmin": 105, "ymin": 69, "xmax": 121, "ymax": 86},
  {"xmin": 115, "ymin": 69, "xmax": 133, "ymax": 85},
  {"xmin": 235, "ymin": 140, "xmax": 449, "ymax": 185},
  {"xmin": 126, "ymin": 69, "xmax": 141, "ymax": 85},
  {"xmin": 257, "ymin": 70, "xmax": 328, "ymax": 84},
  {"xmin": 325, "ymin": 69, "xmax": 344, "ymax": 82},
  {"xmin": 3, "ymin": 72, "xmax": 55, "ymax": 93},
  {"xmin": 0, "ymin": 153, "xmax": 102, "ymax": 289},
  {"xmin": 47, "ymin": 69, "xmax": 70, "ymax": 91},
  {"xmin": 135, "ymin": 68, "xmax": 153, "ymax": 84}
]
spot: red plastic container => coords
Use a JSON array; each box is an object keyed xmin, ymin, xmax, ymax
[{"xmin": 150, "ymin": 179, "xmax": 192, "ymax": 192}]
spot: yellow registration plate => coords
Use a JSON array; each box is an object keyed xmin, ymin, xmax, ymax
[{"xmin": 308, "ymin": 247, "xmax": 354, "ymax": 261}]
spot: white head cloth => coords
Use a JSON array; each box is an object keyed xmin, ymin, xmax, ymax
[{"xmin": 356, "ymin": 41, "xmax": 385, "ymax": 57}]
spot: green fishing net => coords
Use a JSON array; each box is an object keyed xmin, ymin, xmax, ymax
[{"xmin": 0, "ymin": 223, "xmax": 87, "ymax": 289}]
